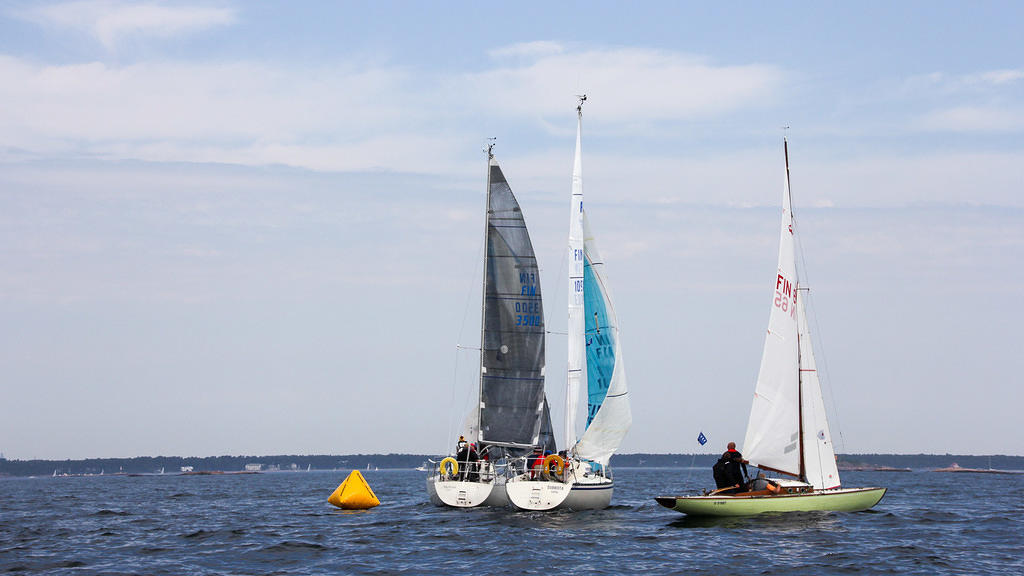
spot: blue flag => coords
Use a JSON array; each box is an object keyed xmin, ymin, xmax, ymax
[{"xmin": 697, "ymin": 431, "xmax": 707, "ymax": 446}]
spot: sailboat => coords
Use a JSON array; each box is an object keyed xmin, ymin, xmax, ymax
[
  {"xmin": 656, "ymin": 138, "xmax": 886, "ymax": 516},
  {"xmin": 506, "ymin": 97, "xmax": 632, "ymax": 511},
  {"xmin": 426, "ymin": 142, "xmax": 556, "ymax": 508}
]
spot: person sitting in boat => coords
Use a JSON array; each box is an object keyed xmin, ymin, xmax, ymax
[{"xmin": 751, "ymin": 472, "xmax": 783, "ymax": 494}]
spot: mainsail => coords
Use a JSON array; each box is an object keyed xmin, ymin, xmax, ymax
[
  {"xmin": 743, "ymin": 139, "xmax": 841, "ymax": 490},
  {"xmin": 477, "ymin": 155, "xmax": 548, "ymax": 454},
  {"xmin": 743, "ymin": 164, "xmax": 801, "ymax": 477},
  {"xmin": 565, "ymin": 111, "xmax": 586, "ymax": 449}
]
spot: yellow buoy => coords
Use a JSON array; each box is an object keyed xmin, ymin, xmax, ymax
[{"xmin": 327, "ymin": 470, "xmax": 380, "ymax": 510}]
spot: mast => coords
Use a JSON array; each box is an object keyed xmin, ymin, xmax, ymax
[
  {"xmin": 566, "ymin": 95, "xmax": 587, "ymax": 453},
  {"xmin": 785, "ymin": 136, "xmax": 808, "ymax": 483},
  {"xmin": 476, "ymin": 139, "xmax": 496, "ymax": 444}
]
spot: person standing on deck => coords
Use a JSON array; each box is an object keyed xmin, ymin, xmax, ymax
[
  {"xmin": 455, "ymin": 436, "xmax": 470, "ymax": 480},
  {"xmin": 713, "ymin": 442, "xmax": 749, "ymax": 492},
  {"xmin": 724, "ymin": 442, "xmax": 748, "ymax": 480}
]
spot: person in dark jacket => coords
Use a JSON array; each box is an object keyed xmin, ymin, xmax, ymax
[
  {"xmin": 467, "ymin": 443, "xmax": 480, "ymax": 482},
  {"xmin": 713, "ymin": 442, "xmax": 749, "ymax": 493},
  {"xmin": 723, "ymin": 442, "xmax": 748, "ymax": 480}
]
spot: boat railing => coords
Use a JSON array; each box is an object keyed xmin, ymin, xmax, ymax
[
  {"xmin": 427, "ymin": 458, "xmax": 501, "ymax": 483},
  {"xmin": 506, "ymin": 454, "xmax": 611, "ymax": 483}
]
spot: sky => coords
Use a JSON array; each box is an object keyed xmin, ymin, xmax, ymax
[{"xmin": 1, "ymin": 1, "xmax": 1021, "ymax": 460}]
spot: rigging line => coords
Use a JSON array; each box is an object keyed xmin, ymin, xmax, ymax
[
  {"xmin": 791, "ymin": 190, "xmax": 846, "ymax": 455},
  {"xmin": 446, "ymin": 152, "xmax": 491, "ymax": 453},
  {"xmin": 446, "ymin": 345, "xmax": 459, "ymax": 454}
]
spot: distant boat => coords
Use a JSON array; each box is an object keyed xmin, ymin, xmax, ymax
[
  {"xmin": 933, "ymin": 462, "xmax": 1022, "ymax": 474},
  {"xmin": 657, "ymin": 138, "xmax": 886, "ymax": 516},
  {"xmin": 837, "ymin": 461, "xmax": 910, "ymax": 472},
  {"xmin": 415, "ymin": 462, "xmax": 428, "ymax": 472}
]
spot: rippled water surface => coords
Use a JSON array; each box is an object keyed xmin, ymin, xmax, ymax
[{"xmin": 2, "ymin": 468, "xmax": 1021, "ymax": 575}]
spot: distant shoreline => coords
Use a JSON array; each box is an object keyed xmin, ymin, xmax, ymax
[{"xmin": 2, "ymin": 453, "xmax": 1023, "ymax": 478}]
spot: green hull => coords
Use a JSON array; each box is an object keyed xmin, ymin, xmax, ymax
[{"xmin": 655, "ymin": 487, "xmax": 886, "ymax": 517}]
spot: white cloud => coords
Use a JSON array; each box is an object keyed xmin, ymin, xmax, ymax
[
  {"xmin": 918, "ymin": 105, "xmax": 1024, "ymax": 133},
  {"xmin": 0, "ymin": 55, "xmax": 449, "ymax": 170},
  {"xmin": 500, "ymin": 145, "xmax": 1024, "ymax": 209},
  {"xmin": 900, "ymin": 68, "xmax": 1024, "ymax": 134},
  {"xmin": 0, "ymin": 46, "xmax": 786, "ymax": 173},
  {"xmin": 488, "ymin": 41, "xmax": 565, "ymax": 60},
  {"xmin": 465, "ymin": 45, "xmax": 785, "ymax": 122},
  {"xmin": 906, "ymin": 68, "xmax": 1024, "ymax": 93},
  {"xmin": 977, "ymin": 69, "xmax": 1024, "ymax": 85},
  {"xmin": 15, "ymin": 0, "xmax": 236, "ymax": 49}
]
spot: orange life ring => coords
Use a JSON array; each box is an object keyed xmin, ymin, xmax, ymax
[{"xmin": 542, "ymin": 454, "xmax": 565, "ymax": 482}]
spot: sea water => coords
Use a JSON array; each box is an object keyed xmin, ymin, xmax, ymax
[{"xmin": 1, "ymin": 468, "xmax": 1021, "ymax": 575}]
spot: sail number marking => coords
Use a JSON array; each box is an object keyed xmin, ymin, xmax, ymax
[
  {"xmin": 516, "ymin": 272, "xmax": 542, "ymax": 327},
  {"xmin": 774, "ymin": 273, "xmax": 797, "ymax": 319},
  {"xmin": 514, "ymin": 300, "xmax": 542, "ymax": 327}
]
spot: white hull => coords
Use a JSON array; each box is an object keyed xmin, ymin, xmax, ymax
[
  {"xmin": 426, "ymin": 460, "xmax": 508, "ymax": 508},
  {"xmin": 426, "ymin": 476, "xmax": 498, "ymax": 508},
  {"xmin": 505, "ymin": 473, "xmax": 613, "ymax": 511}
]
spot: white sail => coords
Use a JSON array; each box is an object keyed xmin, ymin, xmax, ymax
[
  {"xmin": 798, "ymin": 294, "xmax": 841, "ymax": 489},
  {"xmin": 565, "ymin": 109, "xmax": 586, "ymax": 450},
  {"xmin": 574, "ymin": 211, "xmax": 631, "ymax": 466},
  {"xmin": 743, "ymin": 159, "xmax": 801, "ymax": 477}
]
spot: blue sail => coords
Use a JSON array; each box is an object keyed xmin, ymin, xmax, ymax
[{"xmin": 583, "ymin": 252, "xmax": 616, "ymax": 429}]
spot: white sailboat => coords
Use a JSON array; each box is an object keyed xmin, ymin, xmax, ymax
[
  {"xmin": 657, "ymin": 138, "xmax": 886, "ymax": 516},
  {"xmin": 427, "ymin": 142, "xmax": 556, "ymax": 508},
  {"xmin": 506, "ymin": 97, "xmax": 632, "ymax": 511}
]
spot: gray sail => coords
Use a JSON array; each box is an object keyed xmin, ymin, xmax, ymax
[{"xmin": 478, "ymin": 157, "xmax": 547, "ymax": 454}]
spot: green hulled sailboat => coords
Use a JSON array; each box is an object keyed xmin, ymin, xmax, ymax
[{"xmin": 656, "ymin": 139, "xmax": 885, "ymax": 517}]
